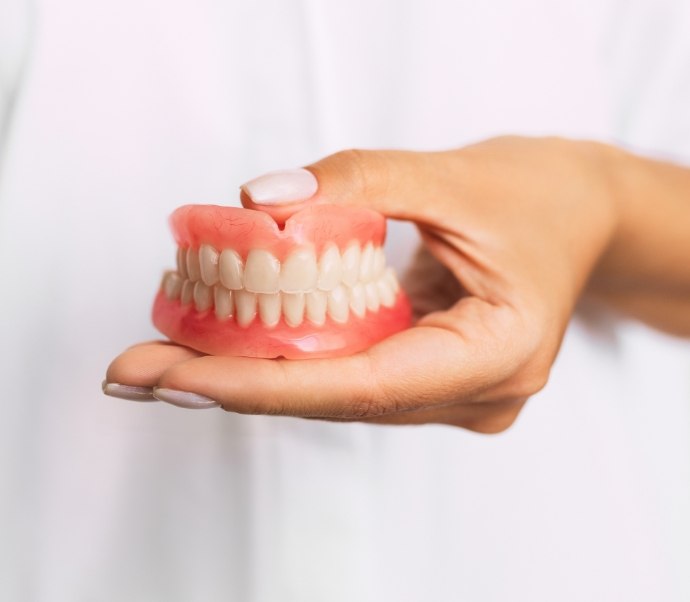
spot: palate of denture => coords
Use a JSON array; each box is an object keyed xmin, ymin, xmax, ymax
[{"xmin": 153, "ymin": 204, "xmax": 411, "ymax": 358}]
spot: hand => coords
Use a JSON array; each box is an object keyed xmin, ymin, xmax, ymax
[{"xmin": 106, "ymin": 136, "xmax": 622, "ymax": 432}]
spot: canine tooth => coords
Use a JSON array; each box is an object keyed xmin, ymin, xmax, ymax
[
  {"xmin": 244, "ymin": 249, "xmax": 280, "ymax": 293},
  {"xmin": 199, "ymin": 244, "xmax": 220, "ymax": 286},
  {"xmin": 349, "ymin": 283, "xmax": 366, "ymax": 318},
  {"xmin": 341, "ymin": 243, "xmax": 361, "ymax": 287},
  {"xmin": 177, "ymin": 248, "xmax": 189, "ymax": 279},
  {"xmin": 384, "ymin": 267, "xmax": 400, "ymax": 293},
  {"xmin": 234, "ymin": 290, "xmax": 257, "ymax": 327},
  {"xmin": 305, "ymin": 290, "xmax": 327, "ymax": 326},
  {"xmin": 219, "ymin": 249, "xmax": 244, "ymax": 290},
  {"xmin": 163, "ymin": 272, "xmax": 182, "ymax": 300},
  {"xmin": 365, "ymin": 282, "xmax": 380, "ymax": 312},
  {"xmin": 377, "ymin": 279, "xmax": 396, "ymax": 307},
  {"xmin": 214, "ymin": 286, "xmax": 234, "ymax": 320},
  {"xmin": 280, "ymin": 248, "xmax": 318, "ymax": 292},
  {"xmin": 180, "ymin": 279, "xmax": 195, "ymax": 305},
  {"xmin": 317, "ymin": 244, "xmax": 342, "ymax": 291},
  {"xmin": 282, "ymin": 292, "xmax": 305, "ymax": 327},
  {"xmin": 328, "ymin": 285, "xmax": 349, "ymax": 323},
  {"xmin": 186, "ymin": 248, "xmax": 201, "ymax": 282},
  {"xmin": 258, "ymin": 293, "xmax": 281, "ymax": 328},
  {"xmin": 193, "ymin": 281, "xmax": 213, "ymax": 312},
  {"xmin": 372, "ymin": 247, "xmax": 386, "ymax": 279},
  {"xmin": 359, "ymin": 242, "xmax": 375, "ymax": 282}
]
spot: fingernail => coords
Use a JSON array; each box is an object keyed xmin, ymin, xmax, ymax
[
  {"xmin": 102, "ymin": 381, "xmax": 156, "ymax": 402},
  {"xmin": 240, "ymin": 168, "xmax": 318, "ymax": 205},
  {"xmin": 152, "ymin": 387, "xmax": 220, "ymax": 409}
]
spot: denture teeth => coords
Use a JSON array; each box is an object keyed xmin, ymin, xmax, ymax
[
  {"xmin": 372, "ymin": 247, "xmax": 386, "ymax": 280},
  {"xmin": 280, "ymin": 248, "xmax": 318, "ymax": 293},
  {"xmin": 177, "ymin": 248, "xmax": 189, "ymax": 279},
  {"xmin": 214, "ymin": 285, "xmax": 234, "ymax": 320},
  {"xmin": 305, "ymin": 290, "xmax": 327, "ymax": 326},
  {"xmin": 234, "ymin": 290, "xmax": 257, "ymax": 327},
  {"xmin": 244, "ymin": 249, "xmax": 280, "ymax": 294},
  {"xmin": 180, "ymin": 279, "xmax": 195, "ymax": 305},
  {"xmin": 163, "ymin": 271, "xmax": 182, "ymax": 300},
  {"xmin": 349, "ymin": 283, "xmax": 367, "ymax": 318},
  {"xmin": 341, "ymin": 242, "xmax": 361, "ymax": 287},
  {"xmin": 193, "ymin": 281, "xmax": 213, "ymax": 312},
  {"xmin": 359, "ymin": 242, "xmax": 375, "ymax": 282},
  {"xmin": 199, "ymin": 244, "xmax": 220, "ymax": 286},
  {"xmin": 186, "ymin": 248, "xmax": 202, "ymax": 282},
  {"xmin": 219, "ymin": 249, "xmax": 244, "ymax": 290},
  {"xmin": 327, "ymin": 285, "xmax": 349, "ymax": 323},
  {"xmin": 377, "ymin": 279, "xmax": 395, "ymax": 307},
  {"xmin": 384, "ymin": 267, "xmax": 400, "ymax": 294},
  {"xmin": 282, "ymin": 292, "xmax": 305, "ymax": 327},
  {"xmin": 365, "ymin": 282, "xmax": 380, "ymax": 312},
  {"xmin": 258, "ymin": 293, "xmax": 281, "ymax": 328},
  {"xmin": 317, "ymin": 244, "xmax": 342, "ymax": 291}
]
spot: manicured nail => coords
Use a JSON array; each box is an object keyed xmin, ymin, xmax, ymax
[
  {"xmin": 240, "ymin": 168, "xmax": 318, "ymax": 205},
  {"xmin": 102, "ymin": 381, "xmax": 156, "ymax": 402},
  {"xmin": 152, "ymin": 387, "xmax": 220, "ymax": 409}
]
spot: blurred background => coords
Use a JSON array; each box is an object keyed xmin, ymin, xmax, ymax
[{"xmin": 1, "ymin": 0, "xmax": 689, "ymax": 600}]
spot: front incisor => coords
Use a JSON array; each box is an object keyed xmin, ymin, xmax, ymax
[
  {"xmin": 219, "ymin": 249, "xmax": 244, "ymax": 290},
  {"xmin": 280, "ymin": 248, "xmax": 318, "ymax": 292},
  {"xmin": 244, "ymin": 249, "xmax": 280, "ymax": 294}
]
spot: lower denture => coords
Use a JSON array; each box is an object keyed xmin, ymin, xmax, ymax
[{"xmin": 152, "ymin": 204, "xmax": 411, "ymax": 359}]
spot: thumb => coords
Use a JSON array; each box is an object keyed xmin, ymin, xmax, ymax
[{"xmin": 240, "ymin": 149, "xmax": 443, "ymax": 224}]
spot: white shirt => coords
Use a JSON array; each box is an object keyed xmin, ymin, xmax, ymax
[{"xmin": 1, "ymin": 1, "xmax": 689, "ymax": 600}]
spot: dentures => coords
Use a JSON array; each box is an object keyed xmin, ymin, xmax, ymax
[{"xmin": 152, "ymin": 204, "xmax": 411, "ymax": 358}]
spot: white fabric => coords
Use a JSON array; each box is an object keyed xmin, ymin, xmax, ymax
[{"xmin": 1, "ymin": 0, "xmax": 689, "ymax": 600}]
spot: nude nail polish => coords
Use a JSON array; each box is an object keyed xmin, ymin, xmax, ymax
[
  {"xmin": 102, "ymin": 381, "xmax": 156, "ymax": 401},
  {"xmin": 153, "ymin": 388, "xmax": 220, "ymax": 409},
  {"xmin": 240, "ymin": 168, "xmax": 318, "ymax": 205}
]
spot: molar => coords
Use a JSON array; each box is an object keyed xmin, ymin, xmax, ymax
[
  {"xmin": 349, "ymin": 283, "xmax": 366, "ymax": 318},
  {"xmin": 341, "ymin": 242, "xmax": 361, "ymax": 287},
  {"xmin": 219, "ymin": 249, "xmax": 244, "ymax": 290},
  {"xmin": 180, "ymin": 279, "xmax": 195, "ymax": 305},
  {"xmin": 384, "ymin": 267, "xmax": 400, "ymax": 293},
  {"xmin": 186, "ymin": 248, "xmax": 202, "ymax": 282},
  {"xmin": 317, "ymin": 244, "xmax": 342, "ymax": 291},
  {"xmin": 377, "ymin": 279, "xmax": 395, "ymax": 307},
  {"xmin": 214, "ymin": 285, "xmax": 234, "ymax": 320},
  {"xmin": 365, "ymin": 282, "xmax": 380, "ymax": 312},
  {"xmin": 282, "ymin": 292, "xmax": 305, "ymax": 327},
  {"xmin": 199, "ymin": 244, "xmax": 220, "ymax": 286},
  {"xmin": 280, "ymin": 248, "xmax": 318, "ymax": 293},
  {"xmin": 372, "ymin": 247, "xmax": 386, "ymax": 279},
  {"xmin": 244, "ymin": 249, "xmax": 280, "ymax": 294},
  {"xmin": 258, "ymin": 293, "xmax": 281, "ymax": 328},
  {"xmin": 234, "ymin": 290, "xmax": 257, "ymax": 327},
  {"xmin": 327, "ymin": 285, "xmax": 349, "ymax": 323},
  {"xmin": 359, "ymin": 242, "xmax": 375, "ymax": 282},
  {"xmin": 305, "ymin": 290, "xmax": 327, "ymax": 326},
  {"xmin": 177, "ymin": 248, "xmax": 189, "ymax": 279},
  {"xmin": 163, "ymin": 271, "xmax": 182, "ymax": 300}
]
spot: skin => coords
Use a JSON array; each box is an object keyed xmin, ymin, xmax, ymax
[{"xmin": 105, "ymin": 136, "xmax": 690, "ymax": 433}]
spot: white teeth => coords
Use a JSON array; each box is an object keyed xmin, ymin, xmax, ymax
[
  {"xmin": 349, "ymin": 283, "xmax": 366, "ymax": 318},
  {"xmin": 365, "ymin": 282, "xmax": 380, "ymax": 312},
  {"xmin": 377, "ymin": 279, "xmax": 396, "ymax": 307},
  {"xmin": 359, "ymin": 242, "xmax": 375, "ymax": 282},
  {"xmin": 317, "ymin": 244, "xmax": 343, "ymax": 291},
  {"xmin": 372, "ymin": 247, "xmax": 386, "ymax": 280},
  {"xmin": 280, "ymin": 248, "xmax": 318, "ymax": 292},
  {"xmin": 180, "ymin": 279, "xmax": 195, "ymax": 305},
  {"xmin": 163, "ymin": 271, "xmax": 182, "ymax": 300},
  {"xmin": 219, "ymin": 249, "xmax": 244, "ymax": 290},
  {"xmin": 214, "ymin": 286, "xmax": 234, "ymax": 320},
  {"xmin": 282, "ymin": 292, "xmax": 305, "ymax": 327},
  {"xmin": 384, "ymin": 267, "xmax": 400, "ymax": 293},
  {"xmin": 341, "ymin": 243, "xmax": 361, "ymax": 287},
  {"xmin": 199, "ymin": 244, "xmax": 220, "ymax": 286},
  {"xmin": 258, "ymin": 293, "xmax": 281, "ymax": 328},
  {"xmin": 193, "ymin": 281, "xmax": 213, "ymax": 312},
  {"xmin": 186, "ymin": 248, "xmax": 202, "ymax": 282},
  {"xmin": 234, "ymin": 290, "xmax": 257, "ymax": 327},
  {"xmin": 328, "ymin": 285, "xmax": 349, "ymax": 323},
  {"xmin": 177, "ymin": 248, "xmax": 189, "ymax": 279},
  {"xmin": 305, "ymin": 290, "xmax": 327, "ymax": 326},
  {"xmin": 244, "ymin": 249, "xmax": 280, "ymax": 294}
]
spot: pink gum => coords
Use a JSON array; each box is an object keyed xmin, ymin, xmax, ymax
[{"xmin": 170, "ymin": 204, "xmax": 386, "ymax": 259}]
